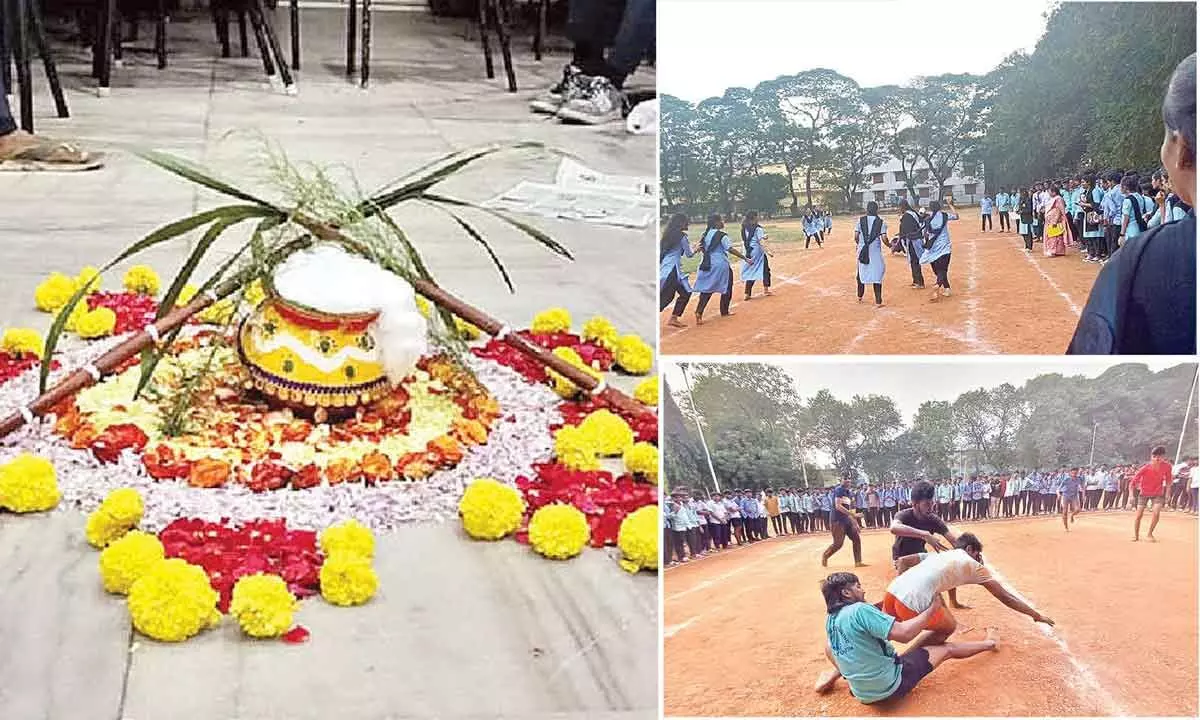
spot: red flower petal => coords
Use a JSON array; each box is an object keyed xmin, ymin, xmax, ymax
[{"xmin": 282, "ymin": 625, "xmax": 310, "ymax": 644}]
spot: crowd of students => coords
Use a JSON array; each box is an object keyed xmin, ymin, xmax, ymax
[
  {"xmin": 662, "ymin": 456, "xmax": 1198, "ymax": 566},
  {"xmin": 977, "ymin": 168, "xmax": 1190, "ymax": 262}
]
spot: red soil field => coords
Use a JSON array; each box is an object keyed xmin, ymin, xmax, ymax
[
  {"xmin": 661, "ymin": 213, "xmax": 1101, "ymax": 355},
  {"xmin": 664, "ymin": 511, "xmax": 1198, "ymax": 716}
]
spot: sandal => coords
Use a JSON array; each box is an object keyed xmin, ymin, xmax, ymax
[
  {"xmin": 0, "ymin": 134, "xmax": 104, "ymax": 172},
  {"xmin": 666, "ymin": 316, "xmax": 687, "ymax": 329}
]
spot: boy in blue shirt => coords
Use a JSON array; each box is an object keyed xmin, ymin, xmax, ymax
[
  {"xmin": 822, "ymin": 477, "xmax": 866, "ymax": 568},
  {"xmin": 980, "ymin": 195, "xmax": 994, "ymax": 231},
  {"xmin": 815, "ymin": 572, "xmax": 997, "ymax": 702}
]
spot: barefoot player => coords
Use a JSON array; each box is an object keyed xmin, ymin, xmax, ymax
[
  {"xmin": 1132, "ymin": 445, "xmax": 1172, "ymax": 542},
  {"xmin": 821, "ymin": 476, "xmax": 866, "ymax": 568},
  {"xmin": 814, "ymin": 574, "xmax": 999, "ymax": 704},
  {"xmin": 886, "ymin": 533, "xmax": 1055, "ymax": 651}
]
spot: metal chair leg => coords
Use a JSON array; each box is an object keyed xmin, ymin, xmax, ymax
[
  {"xmin": 94, "ymin": 0, "xmax": 115, "ymax": 93},
  {"xmin": 238, "ymin": 11, "xmax": 248, "ymax": 56},
  {"xmin": 344, "ymin": 0, "xmax": 356, "ymax": 76},
  {"xmin": 533, "ymin": 0, "xmax": 546, "ymax": 61},
  {"xmin": 476, "ymin": 0, "xmax": 493, "ymax": 79},
  {"xmin": 359, "ymin": 0, "xmax": 369, "ymax": 87},
  {"xmin": 28, "ymin": 0, "xmax": 67, "ymax": 117},
  {"xmin": 0, "ymin": 0, "xmax": 13, "ymax": 96},
  {"xmin": 155, "ymin": 0, "xmax": 167, "ymax": 69},
  {"xmin": 214, "ymin": 8, "xmax": 231, "ymax": 57},
  {"xmin": 13, "ymin": 0, "xmax": 33, "ymax": 129},
  {"xmin": 246, "ymin": 4, "xmax": 275, "ymax": 78},
  {"xmin": 288, "ymin": 0, "xmax": 299, "ymax": 70},
  {"xmin": 492, "ymin": 0, "xmax": 515, "ymax": 92},
  {"xmin": 253, "ymin": 0, "xmax": 292, "ymax": 90}
]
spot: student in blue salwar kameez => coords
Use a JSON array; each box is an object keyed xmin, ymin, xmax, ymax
[
  {"xmin": 854, "ymin": 201, "xmax": 889, "ymax": 307},
  {"xmin": 659, "ymin": 213, "xmax": 694, "ymax": 328},
  {"xmin": 740, "ymin": 211, "xmax": 774, "ymax": 300},
  {"xmin": 918, "ymin": 200, "xmax": 959, "ymax": 302},
  {"xmin": 693, "ymin": 214, "xmax": 747, "ymax": 324}
]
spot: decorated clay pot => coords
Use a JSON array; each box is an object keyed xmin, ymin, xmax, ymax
[{"xmin": 237, "ymin": 286, "xmax": 392, "ymax": 418}]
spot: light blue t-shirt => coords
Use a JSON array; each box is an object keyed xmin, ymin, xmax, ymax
[
  {"xmin": 826, "ymin": 602, "xmax": 901, "ymax": 703},
  {"xmin": 1122, "ymin": 194, "xmax": 1155, "ymax": 240},
  {"xmin": 980, "ymin": 197, "xmax": 993, "ymax": 214}
]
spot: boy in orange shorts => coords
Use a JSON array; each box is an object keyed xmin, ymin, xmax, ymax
[{"xmin": 884, "ymin": 533, "xmax": 1054, "ymax": 649}]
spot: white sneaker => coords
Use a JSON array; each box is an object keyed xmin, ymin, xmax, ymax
[
  {"xmin": 557, "ymin": 76, "xmax": 627, "ymax": 124},
  {"xmin": 530, "ymin": 64, "xmax": 588, "ymax": 114}
]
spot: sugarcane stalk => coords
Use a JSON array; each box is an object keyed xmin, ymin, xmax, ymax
[{"xmin": 0, "ymin": 219, "xmax": 653, "ymax": 438}]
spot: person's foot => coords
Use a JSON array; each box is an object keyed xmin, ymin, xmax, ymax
[
  {"xmin": 557, "ymin": 76, "xmax": 628, "ymax": 124},
  {"xmin": 0, "ymin": 130, "xmax": 101, "ymax": 171},
  {"xmin": 984, "ymin": 627, "xmax": 999, "ymax": 649},
  {"xmin": 694, "ymin": 313, "xmax": 704, "ymax": 326},
  {"xmin": 764, "ymin": 289, "xmax": 773, "ymax": 296},
  {"xmin": 666, "ymin": 316, "xmax": 687, "ymax": 328},
  {"xmin": 720, "ymin": 310, "xmax": 736, "ymax": 317},
  {"xmin": 854, "ymin": 562, "xmax": 869, "ymax": 568},
  {"xmin": 814, "ymin": 669, "xmax": 841, "ymax": 693},
  {"xmin": 820, "ymin": 556, "xmax": 828, "ymax": 568},
  {"xmin": 942, "ymin": 287, "xmax": 952, "ymax": 297},
  {"xmin": 875, "ymin": 302, "xmax": 885, "ymax": 308},
  {"xmin": 744, "ymin": 294, "xmax": 754, "ymax": 301},
  {"xmin": 529, "ymin": 64, "xmax": 588, "ymax": 114},
  {"xmin": 1147, "ymin": 535, "xmax": 1157, "ymax": 542},
  {"xmin": 1132, "ymin": 536, "xmax": 1139, "ymax": 542}
]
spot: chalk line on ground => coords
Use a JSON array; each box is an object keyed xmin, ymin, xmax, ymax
[
  {"xmin": 1015, "ymin": 243, "xmax": 1084, "ymax": 317},
  {"xmin": 986, "ymin": 565, "xmax": 1127, "ymax": 716},
  {"xmin": 963, "ymin": 237, "xmax": 984, "ymax": 346},
  {"xmin": 666, "ymin": 543, "xmax": 800, "ymax": 602},
  {"xmin": 664, "ymin": 618, "xmax": 697, "ymax": 639}
]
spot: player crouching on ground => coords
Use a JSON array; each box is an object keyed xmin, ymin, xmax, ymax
[{"xmin": 814, "ymin": 574, "xmax": 997, "ymax": 704}]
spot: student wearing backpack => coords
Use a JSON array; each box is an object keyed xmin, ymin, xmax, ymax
[
  {"xmin": 855, "ymin": 201, "xmax": 889, "ymax": 307},
  {"xmin": 897, "ymin": 200, "xmax": 926, "ymax": 288},
  {"xmin": 740, "ymin": 211, "xmax": 774, "ymax": 301},
  {"xmin": 693, "ymin": 214, "xmax": 748, "ymax": 324},
  {"xmin": 1119, "ymin": 175, "xmax": 1156, "ymax": 243},
  {"xmin": 1068, "ymin": 52, "xmax": 1196, "ymax": 355},
  {"xmin": 1079, "ymin": 176, "xmax": 1107, "ymax": 262},
  {"xmin": 659, "ymin": 213, "xmax": 695, "ymax": 328},
  {"xmin": 918, "ymin": 200, "xmax": 959, "ymax": 302}
]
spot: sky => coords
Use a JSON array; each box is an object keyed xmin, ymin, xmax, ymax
[
  {"xmin": 659, "ymin": 0, "xmax": 1053, "ymax": 102},
  {"xmin": 664, "ymin": 359, "xmax": 1193, "ymax": 424}
]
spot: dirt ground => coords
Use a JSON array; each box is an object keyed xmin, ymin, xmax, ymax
[
  {"xmin": 663, "ymin": 511, "xmax": 1198, "ymax": 716},
  {"xmin": 661, "ymin": 213, "xmax": 1100, "ymax": 355}
]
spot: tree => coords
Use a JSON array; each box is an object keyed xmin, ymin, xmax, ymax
[
  {"xmin": 804, "ymin": 390, "xmax": 902, "ymax": 480},
  {"xmin": 741, "ymin": 173, "xmax": 791, "ymax": 216},
  {"xmin": 909, "ymin": 401, "xmax": 956, "ymax": 477},
  {"xmin": 659, "ymin": 95, "xmax": 704, "ymax": 212},
  {"xmin": 694, "ymin": 89, "xmax": 762, "ymax": 215},
  {"xmin": 907, "ymin": 73, "xmax": 996, "ymax": 200}
]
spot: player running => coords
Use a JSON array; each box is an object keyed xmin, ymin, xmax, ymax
[{"xmin": 1132, "ymin": 445, "xmax": 1172, "ymax": 542}]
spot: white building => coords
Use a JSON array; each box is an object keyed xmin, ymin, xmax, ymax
[{"xmin": 858, "ymin": 157, "xmax": 986, "ymax": 208}]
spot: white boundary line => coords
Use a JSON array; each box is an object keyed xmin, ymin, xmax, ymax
[
  {"xmin": 1015, "ymin": 246, "xmax": 1084, "ymax": 317},
  {"xmin": 986, "ymin": 565, "xmax": 1128, "ymax": 716}
]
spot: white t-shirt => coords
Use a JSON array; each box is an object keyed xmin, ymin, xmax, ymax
[
  {"xmin": 1189, "ymin": 467, "xmax": 1198, "ymax": 489},
  {"xmin": 887, "ymin": 549, "xmax": 992, "ymax": 612}
]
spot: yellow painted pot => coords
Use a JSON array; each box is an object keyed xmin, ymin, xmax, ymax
[{"xmin": 237, "ymin": 288, "xmax": 392, "ymax": 414}]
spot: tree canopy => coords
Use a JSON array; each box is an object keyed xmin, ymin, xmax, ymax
[
  {"xmin": 662, "ymin": 363, "xmax": 1198, "ymax": 490},
  {"xmin": 660, "ymin": 2, "xmax": 1195, "ymax": 218}
]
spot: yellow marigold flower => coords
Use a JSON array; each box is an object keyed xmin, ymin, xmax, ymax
[
  {"xmin": 415, "ymin": 296, "xmax": 432, "ymax": 318},
  {"xmin": 1, "ymin": 328, "xmax": 44, "ymax": 357},
  {"xmin": 582, "ymin": 316, "xmax": 618, "ymax": 350},
  {"xmin": 554, "ymin": 425, "xmax": 601, "ymax": 471},
  {"xmin": 614, "ymin": 334, "xmax": 653, "ymax": 375},
  {"xmin": 617, "ymin": 505, "xmax": 659, "ymax": 573},
  {"xmin": 56, "ymin": 301, "xmax": 89, "ymax": 333},
  {"xmin": 623, "ymin": 442, "xmax": 659, "ymax": 483},
  {"xmin": 633, "ymin": 376, "xmax": 659, "ymax": 406},
  {"xmin": 0, "ymin": 453, "xmax": 60, "ymax": 513},
  {"xmin": 175, "ymin": 284, "xmax": 200, "ymax": 307},
  {"xmin": 547, "ymin": 346, "xmax": 602, "ymax": 399},
  {"xmin": 76, "ymin": 266, "xmax": 102, "ymax": 293},
  {"xmin": 319, "ymin": 555, "xmax": 379, "ymax": 606},
  {"xmin": 123, "ymin": 265, "xmax": 160, "ymax": 296},
  {"xmin": 127, "ymin": 558, "xmax": 221, "ymax": 642},
  {"xmin": 197, "ymin": 298, "xmax": 235, "ymax": 325},
  {"xmin": 531, "ymin": 307, "xmax": 572, "ymax": 335},
  {"xmin": 528, "ymin": 504, "xmax": 590, "ymax": 560},
  {"xmin": 229, "ymin": 573, "xmax": 297, "ymax": 638},
  {"xmin": 86, "ymin": 488, "xmax": 145, "ymax": 548},
  {"xmin": 99, "ymin": 487, "xmax": 144, "ymax": 527},
  {"xmin": 319, "ymin": 519, "xmax": 375, "ymax": 560},
  {"xmin": 455, "ymin": 317, "xmax": 482, "ymax": 340},
  {"xmin": 34, "ymin": 272, "xmax": 78, "ymax": 312},
  {"xmin": 458, "ymin": 477, "xmax": 525, "ymax": 540},
  {"xmin": 243, "ymin": 278, "xmax": 267, "ymax": 308},
  {"xmin": 578, "ymin": 409, "xmax": 635, "ymax": 457},
  {"xmin": 99, "ymin": 530, "xmax": 165, "ymax": 594},
  {"xmin": 76, "ymin": 307, "xmax": 117, "ymax": 339}
]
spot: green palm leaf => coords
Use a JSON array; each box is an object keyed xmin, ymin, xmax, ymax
[
  {"xmin": 425, "ymin": 192, "xmax": 573, "ymax": 260},
  {"xmin": 421, "ymin": 201, "xmax": 514, "ymax": 293},
  {"xmin": 137, "ymin": 149, "xmax": 283, "ymax": 210}
]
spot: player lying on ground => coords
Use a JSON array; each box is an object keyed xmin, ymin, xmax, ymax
[
  {"xmin": 885, "ymin": 533, "xmax": 1054, "ymax": 650},
  {"xmin": 815, "ymin": 574, "xmax": 999, "ymax": 704}
]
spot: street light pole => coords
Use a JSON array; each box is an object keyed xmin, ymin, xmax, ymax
[
  {"xmin": 1089, "ymin": 422, "xmax": 1098, "ymax": 467},
  {"xmin": 681, "ymin": 364, "xmax": 721, "ymax": 493},
  {"xmin": 1176, "ymin": 365, "xmax": 1200, "ymax": 465}
]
